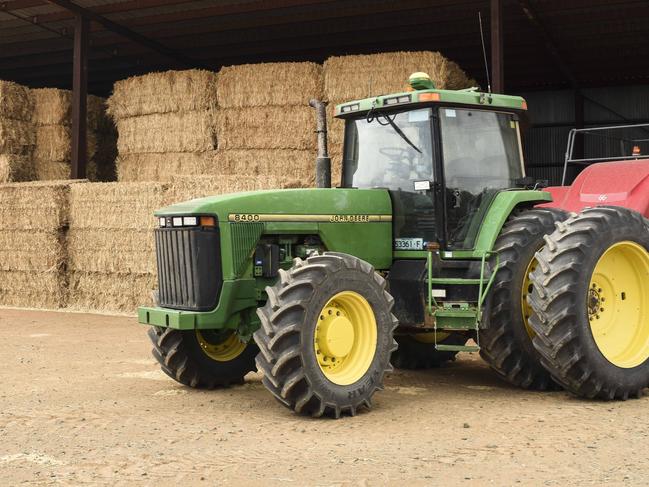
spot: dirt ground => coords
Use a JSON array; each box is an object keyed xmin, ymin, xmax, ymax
[{"xmin": 1, "ymin": 308, "xmax": 648, "ymax": 486}]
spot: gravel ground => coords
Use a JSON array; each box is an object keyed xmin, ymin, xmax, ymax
[{"xmin": 1, "ymin": 308, "xmax": 648, "ymax": 486}]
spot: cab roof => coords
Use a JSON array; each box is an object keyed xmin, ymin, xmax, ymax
[{"xmin": 334, "ymin": 88, "xmax": 527, "ymax": 118}]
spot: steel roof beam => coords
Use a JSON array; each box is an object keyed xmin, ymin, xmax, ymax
[{"xmin": 45, "ymin": 0, "xmax": 204, "ymax": 68}]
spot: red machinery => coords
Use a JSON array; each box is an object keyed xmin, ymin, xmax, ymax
[{"xmin": 542, "ymin": 123, "xmax": 649, "ymax": 217}]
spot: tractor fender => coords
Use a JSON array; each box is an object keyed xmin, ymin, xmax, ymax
[{"xmin": 542, "ymin": 159, "xmax": 649, "ymax": 218}]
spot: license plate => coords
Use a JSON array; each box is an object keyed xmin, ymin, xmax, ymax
[{"xmin": 394, "ymin": 238, "xmax": 424, "ymax": 250}]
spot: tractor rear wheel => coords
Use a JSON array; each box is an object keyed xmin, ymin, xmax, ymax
[
  {"xmin": 148, "ymin": 327, "xmax": 257, "ymax": 388},
  {"xmin": 480, "ymin": 208, "xmax": 568, "ymax": 390},
  {"xmin": 529, "ymin": 207, "xmax": 649, "ymax": 400},
  {"xmin": 254, "ymin": 252, "xmax": 398, "ymax": 418},
  {"xmin": 391, "ymin": 332, "xmax": 467, "ymax": 369}
]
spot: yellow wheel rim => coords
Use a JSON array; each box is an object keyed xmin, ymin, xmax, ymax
[
  {"xmin": 412, "ymin": 332, "xmax": 450, "ymax": 344},
  {"xmin": 521, "ymin": 256, "xmax": 538, "ymax": 339},
  {"xmin": 196, "ymin": 330, "xmax": 246, "ymax": 362},
  {"xmin": 314, "ymin": 291, "xmax": 377, "ymax": 385},
  {"xmin": 588, "ymin": 241, "xmax": 649, "ymax": 368}
]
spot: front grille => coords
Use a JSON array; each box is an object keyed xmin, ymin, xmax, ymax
[{"xmin": 155, "ymin": 226, "xmax": 222, "ymax": 311}]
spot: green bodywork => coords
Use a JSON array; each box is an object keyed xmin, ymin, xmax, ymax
[{"xmin": 138, "ymin": 188, "xmax": 552, "ymax": 334}]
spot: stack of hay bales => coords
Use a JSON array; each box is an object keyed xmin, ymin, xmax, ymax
[
  {"xmin": 323, "ymin": 51, "xmax": 476, "ymax": 181},
  {"xmin": 0, "ymin": 181, "xmax": 72, "ymax": 308},
  {"xmin": 0, "ymin": 81, "xmax": 35, "ymax": 182},
  {"xmin": 67, "ymin": 182, "xmax": 167, "ymax": 313},
  {"xmin": 66, "ymin": 176, "xmax": 285, "ymax": 314},
  {"xmin": 215, "ymin": 62, "xmax": 321, "ymax": 185},
  {"xmin": 107, "ymin": 70, "xmax": 219, "ymax": 181},
  {"xmin": 30, "ymin": 88, "xmax": 117, "ymax": 182}
]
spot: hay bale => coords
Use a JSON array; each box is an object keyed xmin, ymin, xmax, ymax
[
  {"xmin": 116, "ymin": 111, "xmax": 217, "ymax": 154},
  {"xmin": 66, "ymin": 182, "xmax": 168, "ymax": 314},
  {"xmin": 107, "ymin": 70, "xmax": 218, "ymax": 120},
  {"xmin": 323, "ymin": 51, "xmax": 474, "ymax": 102},
  {"xmin": 0, "ymin": 80, "xmax": 33, "ymax": 122},
  {"xmin": 116, "ymin": 151, "xmax": 218, "ymax": 182},
  {"xmin": 215, "ymin": 149, "xmax": 315, "ymax": 182},
  {"xmin": 0, "ymin": 180, "xmax": 74, "ymax": 231},
  {"xmin": 0, "ymin": 118, "xmax": 35, "ymax": 155},
  {"xmin": 0, "ymin": 180, "xmax": 75, "ymax": 310},
  {"xmin": 34, "ymin": 125, "xmax": 71, "ymax": 161},
  {"xmin": 67, "ymin": 271, "xmax": 156, "ymax": 313},
  {"xmin": 217, "ymin": 106, "xmax": 315, "ymax": 150},
  {"xmin": 166, "ymin": 174, "xmax": 286, "ymax": 203},
  {"xmin": 68, "ymin": 229, "xmax": 155, "ymax": 274},
  {"xmin": 69, "ymin": 182, "xmax": 168, "ymax": 230},
  {"xmin": 30, "ymin": 88, "xmax": 71, "ymax": 126},
  {"xmin": 0, "ymin": 154, "xmax": 34, "ymax": 183},
  {"xmin": 0, "ymin": 230, "xmax": 63, "ymax": 272},
  {"xmin": 30, "ymin": 88, "xmax": 114, "ymax": 132},
  {"xmin": 217, "ymin": 62, "xmax": 323, "ymax": 108},
  {"xmin": 0, "ymin": 270, "xmax": 65, "ymax": 309}
]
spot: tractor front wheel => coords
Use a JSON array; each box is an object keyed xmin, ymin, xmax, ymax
[
  {"xmin": 529, "ymin": 207, "xmax": 649, "ymax": 400},
  {"xmin": 254, "ymin": 252, "xmax": 398, "ymax": 418},
  {"xmin": 148, "ymin": 327, "xmax": 257, "ymax": 388}
]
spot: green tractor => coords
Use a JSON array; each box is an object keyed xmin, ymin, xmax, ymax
[{"xmin": 139, "ymin": 72, "xmax": 649, "ymax": 417}]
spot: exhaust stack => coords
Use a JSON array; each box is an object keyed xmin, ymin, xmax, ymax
[{"xmin": 309, "ymin": 99, "xmax": 331, "ymax": 188}]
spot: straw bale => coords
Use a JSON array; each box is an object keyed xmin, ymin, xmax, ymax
[
  {"xmin": 215, "ymin": 149, "xmax": 315, "ymax": 182},
  {"xmin": 107, "ymin": 70, "xmax": 218, "ymax": 119},
  {"xmin": 0, "ymin": 118, "xmax": 35, "ymax": 155},
  {"xmin": 0, "ymin": 154, "xmax": 35, "ymax": 183},
  {"xmin": 217, "ymin": 62, "xmax": 323, "ymax": 107},
  {"xmin": 67, "ymin": 271, "xmax": 156, "ymax": 313},
  {"xmin": 0, "ymin": 80, "xmax": 33, "ymax": 121},
  {"xmin": 0, "ymin": 270, "xmax": 65, "ymax": 309},
  {"xmin": 0, "ymin": 180, "xmax": 73, "ymax": 231},
  {"xmin": 166, "ymin": 174, "xmax": 286, "ymax": 204},
  {"xmin": 217, "ymin": 106, "xmax": 315, "ymax": 150},
  {"xmin": 34, "ymin": 125, "xmax": 71, "ymax": 161},
  {"xmin": 323, "ymin": 51, "xmax": 474, "ymax": 101},
  {"xmin": 116, "ymin": 111, "xmax": 217, "ymax": 154},
  {"xmin": 67, "ymin": 228, "xmax": 155, "ymax": 274},
  {"xmin": 116, "ymin": 151, "xmax": 218, "ymax": 182},
  {"xmin": 69, "ymin": 182, "xmax": 168, "ymax": 230},
  {"xmin": 0, "ymin": 230, "xmax": 63, "ymax": 272},
  {"xmin": 30, "ymin": 89, "xmax": 113, "ymax": 132},
  {"xmin": 30, "ymin": 88, "xmax": 71, "ymax": 126}
]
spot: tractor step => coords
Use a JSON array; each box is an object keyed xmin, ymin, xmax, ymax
[
  {"xmin": 435, "ymin": 344, "xmax": 480, "ymax": 353},
  {"xmin": 434, "ymin": 308, "xmax": 478, "ymax": 330}
]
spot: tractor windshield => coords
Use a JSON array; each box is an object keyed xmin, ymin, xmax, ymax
[{"xmin": 342, "ymin": 108, "xmax": 434, "ymax": 190}]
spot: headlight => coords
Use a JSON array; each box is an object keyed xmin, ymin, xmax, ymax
[
  {"xmin": 159, "ymin": 217, "xmax": 166, "ymax": 227},
  {"xmin": 183, "ymin": 216, "xmax": 197, "ymax": 226}
]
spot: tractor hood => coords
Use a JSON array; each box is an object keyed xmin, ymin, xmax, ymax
[{"xmin": 155, "ymin": 188, "xmax": 393, "ymax": 222}]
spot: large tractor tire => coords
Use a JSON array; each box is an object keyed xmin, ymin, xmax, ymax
[
  {"xmin": 391, "ymin": 332, "xmax": 467, "ymax": 369},
  {"xmin": 148, "ymin": 327, "xmax": 257, "ymax": 388},
  {"xmin": 254, "ymin": 252, "xmax": 398, "ymax": 418},
  {"xmin": 480, "ymin": 208, "xmax": 568, "ymax": 390},
  {"xmin": 529, "ymin": 207, "xmax": 649, "ymax": 400}
]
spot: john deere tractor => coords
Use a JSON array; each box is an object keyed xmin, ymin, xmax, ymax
[{"xmin": 139, "ymin": 72, "xmax": 649, "ymax": 417}]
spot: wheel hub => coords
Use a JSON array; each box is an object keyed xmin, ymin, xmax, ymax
[
  {"xmin": 317, "ymin": 307, "xmax": 355, "ymax": 358},
  {"xmin": 313, "ymin": 291, "xmax": 378, "ymax": 385}
]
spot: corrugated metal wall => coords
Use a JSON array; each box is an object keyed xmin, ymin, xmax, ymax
[{"xmin": 517, "ymin": 85, "xmax": 649, "ymax": 185}]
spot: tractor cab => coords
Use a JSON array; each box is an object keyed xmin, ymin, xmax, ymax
[{"xmin": 336, "ymin": 72, "xmax": 528, "ymax": 251}]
